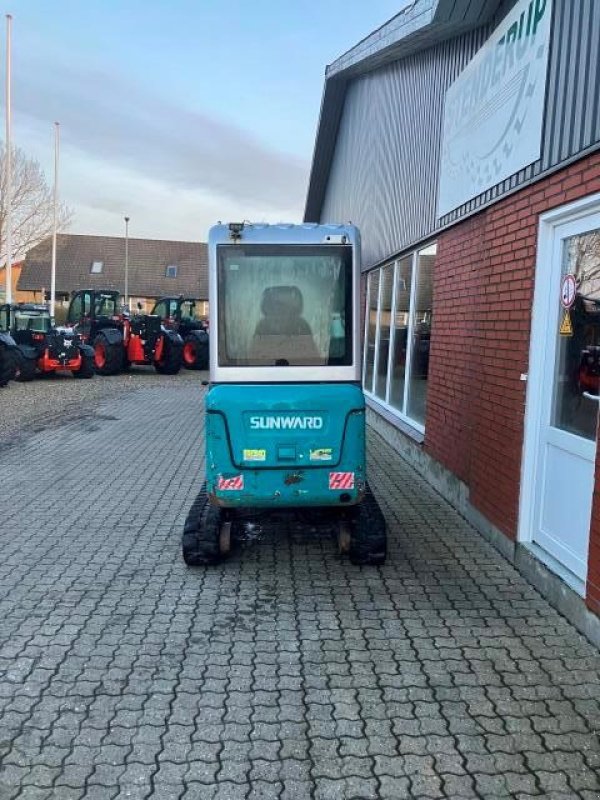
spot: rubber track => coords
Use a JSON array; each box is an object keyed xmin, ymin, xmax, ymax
[
  {"xmin": 349, "ymin": 483, "xmax": 387, "ymax": 565},
  {"xmin": 182, "ymin": 482, "xmax": 221, "ymax": 566}
]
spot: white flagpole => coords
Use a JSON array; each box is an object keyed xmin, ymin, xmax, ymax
[
  {"xmin": 4, "ymin": 14, "xmax": 12, "ymax": 304},
  {"xmin": 50, "ymin": 121, "xmax": 59, "ymax": 318}
]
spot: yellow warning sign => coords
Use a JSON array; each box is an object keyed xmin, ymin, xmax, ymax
[{"xmin": 559, "ymin": 309, "xmax": 573, "ymax": 337}]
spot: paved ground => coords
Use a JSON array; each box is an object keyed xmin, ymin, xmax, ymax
[
  {"xmin": 1, "ymin": 383, "xmax": 600, "ymax": 799},
  {"xmin": 0, "ymin": 367, "xmax": 200, "ymax": 446}
]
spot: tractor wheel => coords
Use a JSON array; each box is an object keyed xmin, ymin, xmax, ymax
[
  {"xmin": 15, "ymin": 352, "xmax": 37, "ymax": 382},
  {"xmin": 73, "ymin": 353, "xmax": 95, "ymax": 379},
  {"xmin": 0, "ymin": 343, "xmax": 16, "ymax": 387},
  {"xmin": 182, "ymin": 332, "xmax": 209, "ymax": 370},
  {"xmin": 155, "ymin": 335, "xmax": 182, "ymax": 375},
  {"xmin": 348, "ymin": 483, "xmax": 387, "ymax": 566},
  {"xmin": 93, "ymin": 333, "xmax": 123, "ymax": 375},
  {"xmin": 182, "ymin": 482, "xmax": 222, "ymax": 566}
]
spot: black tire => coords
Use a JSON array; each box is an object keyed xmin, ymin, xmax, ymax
[
  {"xmin": 349, "ymin": 483, "xmax": 387, "ymax": 565},
  {"xmin": 155, "ymin": 335, "xmax": 182, "ymax": 375},
  {"xmin": 15, "ymin": 351, "xmax": 37, "ymax": 382},
  {"xmin": 93, "ymin": 333, "xmax": 123, "ymax": 376},
  {"xmin": 182, "ymin": 482, "xmax": 221, "ymax": 566},
  {"xmin": 72, "ymin": 353, "xmax": 95, "ymax": 379},
  {"xmin": 182, "ymin": 332, "xmax": 209, "ymax": 370},
  {"xmin": 0, "ymin": 343, "xmax": 16, "ymax": 387}
]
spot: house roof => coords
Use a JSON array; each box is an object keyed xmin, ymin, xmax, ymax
[
  {"xmin": 304, "ymin": 0, "xmax": 504, "ymax": 222},
  {"xmin": 17, "ymin": 234, "xmax": 208, "ymax": 299}
]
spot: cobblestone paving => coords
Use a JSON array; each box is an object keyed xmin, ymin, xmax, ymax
[{"xmin": 1, "ymin": 383, "xmax": 600, "ymax": 799}]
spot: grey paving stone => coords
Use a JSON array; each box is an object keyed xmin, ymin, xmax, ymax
[{"xmin": 1, "ymin": 383, "xmax": 600, "ymax": 800}]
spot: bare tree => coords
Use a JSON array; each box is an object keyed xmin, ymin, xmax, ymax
[{"xmin": 0, "ymin": 141, "xmax": 72, "ymax": 264}]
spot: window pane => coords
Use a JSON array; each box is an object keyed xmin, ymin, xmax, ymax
[
  {"xmin": 217, "ymin": 244, "xmax": 353, "ymax": 367},
  {"xmin": 374, "ymin": 265, "xmax": 394, "ymax": 400},
  {"xmin": 181, "ymin": 300, "xmax": 199, "ymax": 321},
  {"xmin": 407, "ymin": 243, "xmax": 435, "ymax": 424},
  {"xmin": 552, "ymin": 230, "xmax": 600, "ymax": 441},
  {"xmin": 389, "ymin": 256, "xmax": 413, "ymax": 411},
  {"xmin": 15, "ymin": 311, "xmax": 51, "ymax": 332},
  {"xmin": 94, "ymin": 293, "xmax": 117, "ymax": 317},
  {"xmin": 364, "ymin": 270, "xmax": 379, "ymax": 392}
]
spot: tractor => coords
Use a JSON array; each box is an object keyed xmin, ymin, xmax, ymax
[
  {"xmin": 0, "ymin": 329, "xmax": 18, "ymax": 387},
  {"xmin": 0, "ymin": 302, "xmax": 94, "ymax": 381},
  {"xmin": 151, "ymin": 296, "xmax": 209, "ymax": 370},
  {"xmin": 182, "ymin": 222, "xmax": 387, "ymax": 566},
  {"xmin": 66, "ymin": 289, "xmax": 183, "ymax": 375}
]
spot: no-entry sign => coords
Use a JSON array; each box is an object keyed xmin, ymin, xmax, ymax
[{"xmin": 561, "ymin": 274, "xmax": 577, "ymax": 309}]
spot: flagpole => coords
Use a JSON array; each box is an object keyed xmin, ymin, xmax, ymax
[
  {"xmin": 5, "ymin": 14, "xmax": 12, "ymax": 304},
  {"xmin": 50, "ymin": 121, "xmax": 59, "ymax": 318}
]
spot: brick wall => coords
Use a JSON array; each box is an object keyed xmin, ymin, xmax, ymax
[{"xmin": 425, "ymin": 151, "xmax": 600, "ymax": 555}]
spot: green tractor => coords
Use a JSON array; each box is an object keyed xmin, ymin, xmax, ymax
[
  {"xmin": 182, "ymin": 222, "xmax": 387, "ymax": 566},
  {"xmin": 151, "ymin": 296, "xmax": 209, "ymax": 370}
]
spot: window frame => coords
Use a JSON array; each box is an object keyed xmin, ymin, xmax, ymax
[
  {"xmin": 362, "ymin": 241, "xmax": 436, "ymax": 435},
  {"xmin": 90, "ymin": 260, "xmax": 103, "ymax": 274},
  {"xmin": 165, "ymin": 264, "xmax": 178, "ymax": 278}
]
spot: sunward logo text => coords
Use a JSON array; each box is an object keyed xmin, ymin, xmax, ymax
[{"xmin": 250, "ymin": 416, "xmax": 324, "ymax": 431}]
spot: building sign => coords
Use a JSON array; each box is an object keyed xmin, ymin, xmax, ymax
[{"xmin": 438, "ymin": 0, "xmax": 552, "ymax": 218}]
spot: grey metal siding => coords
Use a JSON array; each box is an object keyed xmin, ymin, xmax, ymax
[
  {"xmin": 319, "ymin": 0, "xmax": 600, "ymax": 270},
  {"xmin": 320, "ymin": 29, "xmax": 487, "ymax": 268}
]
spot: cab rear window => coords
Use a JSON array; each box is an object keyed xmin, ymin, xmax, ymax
[{"xmin": 217, "ymin": 244, "xmax": 352, "ymax": 368}]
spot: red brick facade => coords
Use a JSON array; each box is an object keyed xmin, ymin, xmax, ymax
[{"xmin": 423, "ymin": 150, "xmax": 600, "ymax": 611}]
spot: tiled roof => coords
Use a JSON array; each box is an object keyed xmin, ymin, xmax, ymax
[{"xmin": 17, "ymin": 234, "xmax": 208, "ymax": 299}]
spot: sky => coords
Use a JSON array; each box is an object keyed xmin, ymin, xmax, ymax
[{"xmin": 2, "ymin": 1, "xmax": 405, "ymax": 243}]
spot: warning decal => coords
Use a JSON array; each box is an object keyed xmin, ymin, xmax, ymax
[
  {"xmin": 243, "ymin": 449, "xmax": 266, "ymax": 462},
  {"xmin": 329, "ymin": 472, "xmax": 355, "ymax": 490},
  {"xmin": 218, "ymin": 475, "xmax": 244, "ymax": 491},
  {"xmin": 310, "ymin": 448, "xmax": 333, "ymax": 461},
  {"xmin": 559, "ymin": 310, "xmax": 573, "ymax": 337}
]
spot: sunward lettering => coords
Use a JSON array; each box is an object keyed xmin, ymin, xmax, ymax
[{"xmin": 250, "ymin": 416, "xmax": 324, "ymax": 431}]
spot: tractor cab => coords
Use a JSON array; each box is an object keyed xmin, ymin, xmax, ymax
[
  {"xmin": 67, "ymin": 290, "xmax": 122, "ymax": 341},
  {"xmin": 182, "ymin": 222, "xmax": 386, "ymax": 566},
  {"xmin": 0, "ymin": 303, "xmax": 52, "ymax": 341},
  {"xmin": 152, "ymin": 296, "xmax": 206, "ymax": 328},
  {"xmin": 152, "ymin": 296, "xmax": 209, "ymax": 370}
]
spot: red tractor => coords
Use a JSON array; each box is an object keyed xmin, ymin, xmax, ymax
[
  {"xmin": 151, "ymin": 296, "xmax": 209, "ymax": 370},
  {"xmin": 0, "ymin": 302, "xmax": 94, "ymax": 381},
  {"xmin": 66, "ymin": 289, "xmax": 183, "ymax": 375}
]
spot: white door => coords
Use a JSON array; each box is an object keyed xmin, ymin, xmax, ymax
[{"xmin": 522, "ymin": 203, "xmax": 600, "ymax": 595}]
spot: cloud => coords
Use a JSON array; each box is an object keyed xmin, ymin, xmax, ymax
[
  {"xmin": 57, "ymin": 153, "xmax": 304, "ymax": 241},
  {"xmin": 11, "ymin": 54, "xmax": 310, "ymax": 216}
]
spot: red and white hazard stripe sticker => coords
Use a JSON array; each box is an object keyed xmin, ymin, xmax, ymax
[
  {"xmin": 329, "ymin": 472, "xmax": 355, "ymax": 490},
  {"xmin": 217, "ymin": 475, "xmax": 244, "ymax": 491}
]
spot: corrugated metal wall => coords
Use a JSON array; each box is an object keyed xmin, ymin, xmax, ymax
[{"xmin": 320, "ymin": 0, "xmax": 600, "ymax": 270}]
